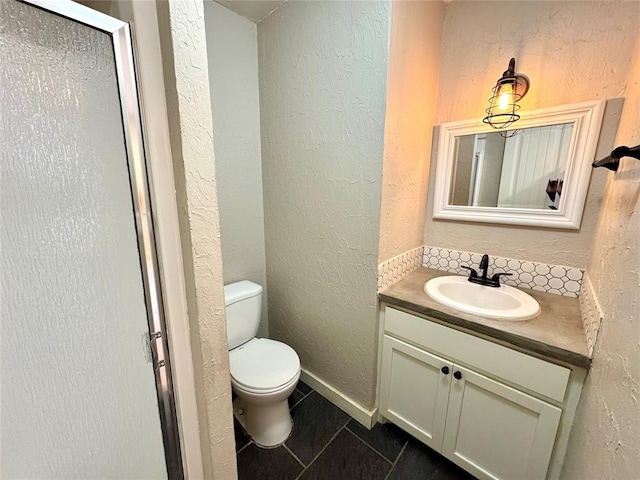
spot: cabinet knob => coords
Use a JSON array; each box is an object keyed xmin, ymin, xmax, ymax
[
  {"xmin": 453, "ymin": 371, "xmax": 462, "ymax": 380},
  {"xmin": 441, "ymin": 366, "xmax": 449, "ymax": 375}
]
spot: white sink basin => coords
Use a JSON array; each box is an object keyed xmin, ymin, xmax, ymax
[{"xmin": 424, "ymin": 276, "xmax": 541, "ymax": 321}]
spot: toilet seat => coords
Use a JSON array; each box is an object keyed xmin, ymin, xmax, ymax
[{"xmin": 230, "ymin": 338, "xmax": 300, "ymax": 394}]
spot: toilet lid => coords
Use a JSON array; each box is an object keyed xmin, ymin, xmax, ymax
[{"xmin": 230, "ymin": 338, "xmax": 300, "ymax": 391}]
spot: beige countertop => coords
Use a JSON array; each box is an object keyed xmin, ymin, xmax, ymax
[{"xmin": 379, "ymin": 267, "xmax": 591, "ymax": 368}]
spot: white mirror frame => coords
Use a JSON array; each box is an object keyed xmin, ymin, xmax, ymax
[{"xmin": 432, "ymin": 100, "xmax": 606, "ymax": 229}]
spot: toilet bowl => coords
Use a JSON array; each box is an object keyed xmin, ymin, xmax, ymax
[
  {"xmin": 230, "ymin": 338, "xmax": 300, "ymax": 447},
  {"xmin": 224, "ymin": 281, "xmax": 300, "ymax": 448}
]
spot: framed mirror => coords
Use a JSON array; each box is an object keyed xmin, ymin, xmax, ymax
[{"xmin": 432, "ymin": 100, "xmax": 605, "ymax": 229}]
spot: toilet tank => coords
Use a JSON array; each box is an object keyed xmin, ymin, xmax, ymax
[{"xmin": 224, "ymin": 280, "xmax": 263, "ymax": 350}]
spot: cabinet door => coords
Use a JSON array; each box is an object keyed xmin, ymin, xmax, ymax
[
  {"xmin": 379, "ymin": 336, "xmax": 452, "ymax": 451},
  {"xmin": 443, "ymin": 365, "xmax": 561, "ymax": 480}
]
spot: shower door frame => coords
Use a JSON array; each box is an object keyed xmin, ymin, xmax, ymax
[{"xmin": 20, "ymin": 0, "xmax": 185, "ymax": 477}]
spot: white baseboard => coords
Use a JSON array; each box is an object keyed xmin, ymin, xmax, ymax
[{"xmin": 299, "ymin": 368, "xmax": 378, "ymax": 429}]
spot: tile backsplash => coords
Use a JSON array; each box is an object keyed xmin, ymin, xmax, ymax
[
  {"xmin": 422, "ymin": 246, "xmax": 583, "ymax": 297},
  {"xmin": 377, "ymin": 246, "xmax": 423, "ymax": 292},
  {"xmin": 579, "ymin": 273, "xmax": 604, "ymax": 356}
]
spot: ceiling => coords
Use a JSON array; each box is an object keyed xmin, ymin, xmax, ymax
[{"xmin": 214, "ymin": 0, "xmax": 287, "ymax": 23}]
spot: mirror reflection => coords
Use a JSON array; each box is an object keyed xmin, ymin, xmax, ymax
[{"xmin": 449, "ymin": 123, "xmax": 574, "ymax": 210}]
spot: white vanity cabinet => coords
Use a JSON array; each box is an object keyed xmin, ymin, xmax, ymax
[
  {"xmin": 380, "ymin": 336, "xmax": 451, "ymax": 450},
  {"xmin": 379, "ymin": 306, "xmax": 577, "ymax": 480}
]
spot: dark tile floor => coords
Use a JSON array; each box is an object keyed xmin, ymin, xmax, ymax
[{"xmin": 235, "ymin": 381, "xmax": 477, "ymax": 480}]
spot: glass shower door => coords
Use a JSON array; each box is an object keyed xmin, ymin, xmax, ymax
[{"xmin": 1, "ymin": 1, "xmax": 177, "ymax": 477}]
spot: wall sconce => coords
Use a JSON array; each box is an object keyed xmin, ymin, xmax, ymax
[{"xmin": 482, "ymin": 58, "xmax": 530, "ymax": 136}]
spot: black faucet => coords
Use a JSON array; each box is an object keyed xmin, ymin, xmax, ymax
[
  {"xmin": 479, "ymin": 254, "xmax": 490, "ymax": 280},
  {"xmin": 461, "ymin": 254, "xmax": 512, "ymax": 287}
]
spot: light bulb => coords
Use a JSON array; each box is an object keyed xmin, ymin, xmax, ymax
[{"xmin": 496, "ymin": 82, "xmax": 514, "ymax": 111}]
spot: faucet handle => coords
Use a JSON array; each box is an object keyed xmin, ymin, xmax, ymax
[
  {"xmin": 491, "ymin": 272, "xmax": 513, "ymax": 285},
  {"xmin": 461, "ymin": 265, "xmax": 478, "ymax": 278}
]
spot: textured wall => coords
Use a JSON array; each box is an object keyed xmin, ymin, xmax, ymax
[
  {"xmin": 258, "ymin": 0, "xmax": 390, "ymax": 409},
  {"xmin": 424, "ymin": 1, "xmax": 639, "ymax": 268},
  {"xmin": 562, "ymin": 33, "xmax": 640, "ymax": 480},
  {"xmin": 378, "ymin": 0, "xmax": 444, "ymax": 263},
  {"xmin": 155, "ymin": 1, "xmax": 237, "ymax": 478},
  {"xmin": 204, "ymin": 0, "xmax": 269, "ymax": 338},
  {"xmin": 0, "ymin": 2, "xmax": 166, "ymax": 477}
]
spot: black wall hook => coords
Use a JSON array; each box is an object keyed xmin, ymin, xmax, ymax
[{"xmin": 592, "ymin": 144, "xmax": 640, "ymax": 172}]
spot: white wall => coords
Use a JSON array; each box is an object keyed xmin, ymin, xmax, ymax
[
  {"xmin": 156, "ymin": 0, "xmax": 237, "ymax": 477},
  {"xmin": 378, "ymin": 0, "xmax": 444, "ymax": 263},
  {"xmin": 204, "ymin": 0, "xmax": 269, "ymax": 337},
  {"xmin": 424, "ymin": 0, "xmax": 639, "ymax": 268},
  {"xmin": 562, "ymin": 34, "xmax": 640, "ymax": 480},
  {"xmin": 258, "ymin": 0, "xmax": 390, "ymax": 409}
]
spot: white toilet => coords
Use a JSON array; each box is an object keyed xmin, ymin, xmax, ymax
[{"xmin": 224, "ymin": 280, "xmax": 301, "ymax": 448}]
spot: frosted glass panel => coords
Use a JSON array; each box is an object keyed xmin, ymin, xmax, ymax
[{"xmin": 0, "ymin": 2, "xmax": 167, "ymax": 478}]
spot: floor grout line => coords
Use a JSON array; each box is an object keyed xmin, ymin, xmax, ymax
[
  {"xmin": 384, "ymin": 441, "xmax": 408, "ymax": 480},
  {"xmin": 236, "ymin": 440, "xmax": 253, "ymax": 456},
  {"xmin": 293, "ymin": 418, "xmax": 351, "ymax": 480},
  {"xmin": 282, "ymin": 443, "xmax": 306, "ymax": 469},
  {"xmin": 289, "ymin": 388, "xmax": 312, "ymax": 411},
  {"xmin": 344, "ymin": 425, "xmax": 394, "ymax": 465}
]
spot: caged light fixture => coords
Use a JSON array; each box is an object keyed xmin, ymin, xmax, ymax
[{"xmin": 482, "ymin": 58, "xmax": 530, "ymax": 137}]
